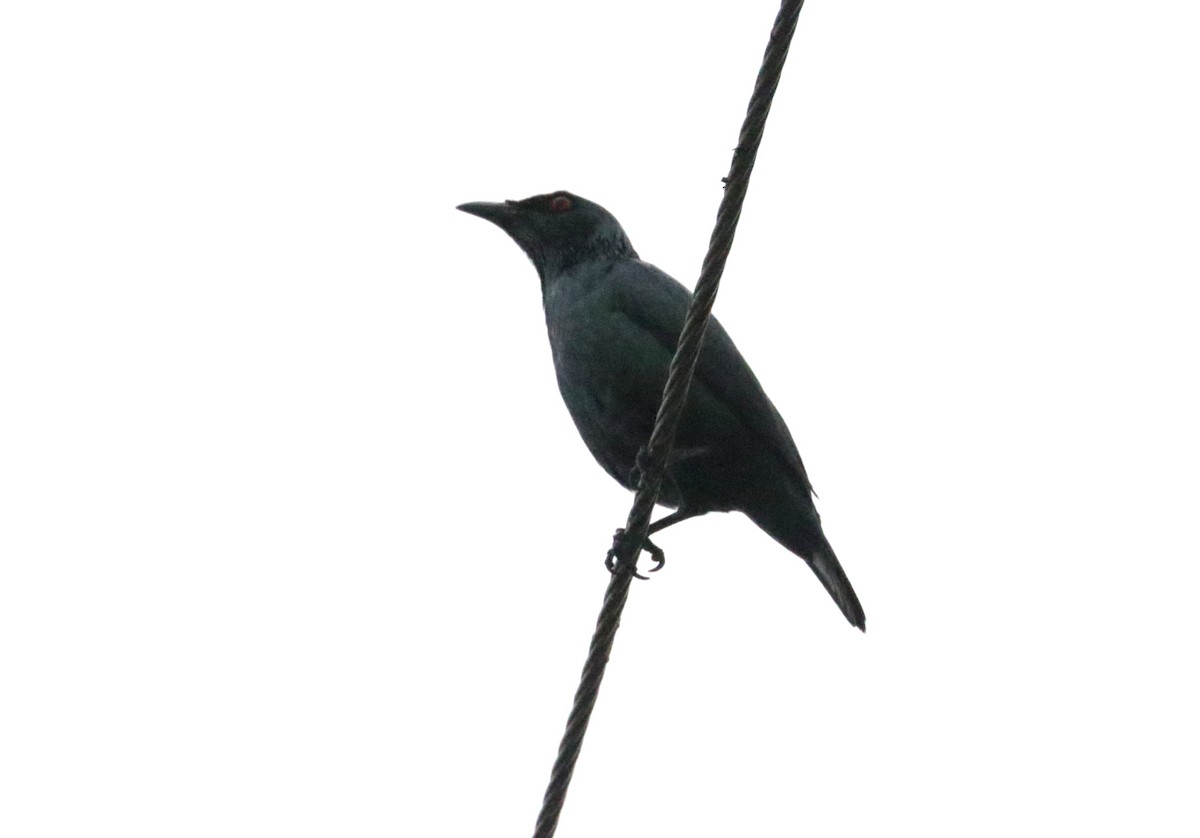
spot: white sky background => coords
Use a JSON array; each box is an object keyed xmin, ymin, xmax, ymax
[{"xmin": 2, "ymin": 1, "xmax": 1198, "ymax": 835}]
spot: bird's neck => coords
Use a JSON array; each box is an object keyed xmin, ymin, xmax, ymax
[{"xmin": 532, "ymin": 232, "xmax": 638, "ymax": 289}]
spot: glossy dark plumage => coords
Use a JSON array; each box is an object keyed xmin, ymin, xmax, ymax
[{"xmin": 458, "ymin": 191, "xmax": 864, "ymax": 630}]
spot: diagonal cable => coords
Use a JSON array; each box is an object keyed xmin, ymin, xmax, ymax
[{"xmin": 532, "ymin": 2, "xmax": 808, "ymax": 836}]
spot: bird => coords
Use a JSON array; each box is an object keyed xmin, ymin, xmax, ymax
[{"xmin": 457, "ymin": 190, "xmax": 865, "ymax": 630}]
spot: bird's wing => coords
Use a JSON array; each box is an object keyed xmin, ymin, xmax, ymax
[{"xmin": 604, "ymin": 259, "xmax": 814, "ymax": 493}]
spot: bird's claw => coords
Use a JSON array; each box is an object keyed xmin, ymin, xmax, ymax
[
  {"xmin": 644, "ymin": 539, "xmax": 666, "ymax": 573},
  {"xmin": 605, "ymin": 527, "xmax": 665, "ymax": 579},
  {"xmin": 604, "ymin": 534, "xmax": 621, "ymax": 574}
]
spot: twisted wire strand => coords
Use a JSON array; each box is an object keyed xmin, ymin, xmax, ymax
[{"xmin": 532, "ymin": 2, "xmax": 807, "ymax": 835}]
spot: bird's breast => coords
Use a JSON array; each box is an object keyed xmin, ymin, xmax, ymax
[{"xmin": 544, "ymin": 307, "xmax": 654, "ymax": 490}]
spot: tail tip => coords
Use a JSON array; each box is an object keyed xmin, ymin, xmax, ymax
[{"xmin": 844, "ymin": 599, "xmax": 866, "ymax": 632}]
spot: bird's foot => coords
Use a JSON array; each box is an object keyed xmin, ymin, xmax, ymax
[
  {"xmin": 605, "ymin": 528, "xmax": 666, "ymax": 579},
  {"xmin": 644, "ymin": 538, "xmax": 666, "ymax": 573}
]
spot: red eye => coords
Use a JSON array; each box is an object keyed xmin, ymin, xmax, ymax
[{"xmin": 550, "ymin": 195, "xmax": 572, "ymax": 213}]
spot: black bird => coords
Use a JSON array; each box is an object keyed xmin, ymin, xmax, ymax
[{"xmin": 457, "ymin": 191, "xmax": 865, "ymax": 630}]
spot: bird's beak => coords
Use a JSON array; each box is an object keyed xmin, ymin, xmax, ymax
[{"xmin": 456, "ymin": 200, "xmax": 518, "ymax": 228}]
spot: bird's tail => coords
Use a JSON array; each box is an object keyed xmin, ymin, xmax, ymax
[{"xmin": 745, "ymin": 499, "xmax": 866, "ymax": 631}]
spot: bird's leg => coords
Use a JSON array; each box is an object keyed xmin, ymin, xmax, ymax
[
  {"xmin": 647, "ymin": 507, "xmax": 703, "ymax": 535},
  {"xmin": 612, "ymin": 445, "xmax": 711, "ymax": 577},
  {"xmin": 640, "ymin": 507, "xmax": 705, "ymax": 572},
  {"xmin": 604, "ymin": 507, "xmax": 704, "ymax": 577}
]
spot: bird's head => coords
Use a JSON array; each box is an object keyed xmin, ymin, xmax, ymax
[{"xmin": 457, "ymin": 191, "xmax": 637, "ymax": 282}]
